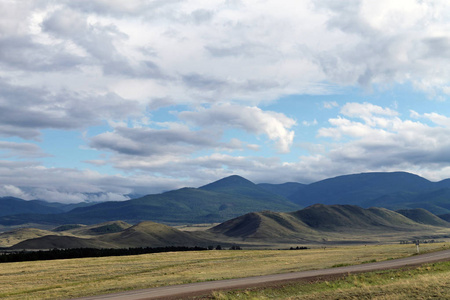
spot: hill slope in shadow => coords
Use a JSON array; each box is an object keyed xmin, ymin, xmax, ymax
[{"xmin": 208, "ymin": 204, "xmax": 450, "ymax": 243}]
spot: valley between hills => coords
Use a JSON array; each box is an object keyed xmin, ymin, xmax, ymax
[{"xmin": 1, "ymin": 171, "xmax": 450, "ymax": 250}]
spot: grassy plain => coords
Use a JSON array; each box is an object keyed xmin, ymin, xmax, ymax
[
  {"xmin": 1, "ymin": 243, "xmax": 449, "ymax": 299},
  {"xmin": 210, "ymin": 261, "xmax": 450, "ymax": 299}
]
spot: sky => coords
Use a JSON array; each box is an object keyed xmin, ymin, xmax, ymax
[{"xmin": 2, "ymin": 0, "xmax": 450, "ymax": 203}]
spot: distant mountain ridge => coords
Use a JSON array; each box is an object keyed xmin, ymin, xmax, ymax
[
  {"xmin": 0, "ymin": 197, "xmax": 64, "ymax": 216},
  {"xmin": 257, "ymin": 182, "xmax": 306, "ymax": 198},
  {"xmin": 288, "ymin": 172, "xmax": 436, "ymax": 204},
  {"xmin": 276, "ymin": 172, "xmax": 450, "ymax": 214},
  {"xmin": 3, "ymin": 171, "xmax": 450, "ymax": 226},
  {"xmin": 0, "ymin": 197, "xmax": 97, "ymax": 217},
  {"xmin": 0, "ymin": 175, "xmax": 300, "ymax": 226}
]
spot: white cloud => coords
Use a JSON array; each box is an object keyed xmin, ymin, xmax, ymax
[
  {"xmin": 0, "ymin": 185, "xmax": 28, "ymax": 199},
  {"xmin": 302, "ymin": 119, "xmax": 318, "ymax": 127},
  {"xmin": 2, "ymin": 0, "xmax": 450, "ymax": 110},
  {"xmin": 0, "ymin": 141, "xmax": 49, "ymax": 158},
  {"xmin": 313, "ymin": 102, "xmax": 450, "ymax": 180},
  {"xmin": 0, "ymin": 160, "xmax": 188, "ymax": 203},
  {"xmin": 0, "ymin": 79, "xmax": 142, "ymax": 140},
  {"xmin": 341, "ymin": 102, "xmax": 398, "ymax": 118},
  {"xmin": 323, "ymin": 101, "xmax": 338, "ymax": 109},
  {"xmin": 87, "ymin": 104, "xmax": 296, "ymax": 174},
  {"xmin": 179, "ymin": 104, "xmax": 296, "ymax": 153}
]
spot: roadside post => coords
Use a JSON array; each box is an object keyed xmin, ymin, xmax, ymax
[{"xmin": 416, "ymin": 240, "xmax": 420, "ymax": 254}]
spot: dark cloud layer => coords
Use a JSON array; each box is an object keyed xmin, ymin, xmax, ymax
[{"xmin": 0, "ymin": 79, "xmax": 141, "ymax": 139}]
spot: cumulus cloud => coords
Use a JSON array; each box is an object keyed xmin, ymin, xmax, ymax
[
  {"xmin": 0, "ymin": 79, "xmax": 141, "ymax": 139},
  {"xmin": 0, "ymin": 160, "xmax": 187, "ymax": 203},
  {"xmin": 0, "ymin": 185, "xmax": 29, "ymax": 199},
  {"xmin": 180, "ymin": 104, "xmax": 296, "ymax": 153},
  {"xmin": 0, "ymin": 141, "xmax": 49, "ymax": 158},
  {"xmin": 88, "ymin": 104, "xmax": 296, "ymax": 174},
  {"xmin": 89, "ymin": 124, "xmax": 222, "ymax": 157},
  {"xmin": 2, "ymin": 0, "xmax": 450, "ymax": 107},
  {"xmin": 313, "ymin": 0, "xmax": 450, "ymax": 94},
  {"xmin": 313, "ymin": 102, "xmax": 450, "ymax": 180}
]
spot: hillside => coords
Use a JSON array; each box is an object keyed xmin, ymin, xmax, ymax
[
  {"xmin": 209, "ymin": 204, "xmax": 449, "ymax": 243},
  {"xmin": 396, "ymin": 208, "xmax": 450, "ymax": 227},
  {"xmin": 439, "ymin": 214, "xmax": 450, "ymax": 222},
  {"xmin": 199, "ymin": 175, "xmax": 299, "ymax": 205},
  {"xmin": 59, "ymin": 221, "xmax": 133, "ymax": 236},
  {"xmin": 6, "ymin": 221, "xmax": 213, "ymax": 249},
  {"xmin": 0, "ymin": 176, "xmax": 300, "ymax": 226},
  {"xmin": 3, "ymin": 172, "xmax": 450, "ymax": 226},
  {"xmin": 0, "ymin": 197, "xmax": 64, "ymax": 216},
  {"xmin": 287, "ymin": 172, "xmax": 450, "ymax": 213},
  {"xmin": 368, "ymin": 189, "xmax": 450, "ymax": 214},
  {"xmin": 208, "ymin": 211, "xmax": 317, "ymax": 241},
  {"xmin": 257, "ymin": 182, "xmax": 306, "ymax": 199},
  {"xmin": 9, "ymin": 235, "xmax": 115, "ymax": 250},
  {"xmin": 4, "ymin": 204, "xmax": 450, "ymax": 249},
  {"xmin": 99, "ymin": 221, "xmax": 212, "ymax": 248},
  {"xmin": 0, "ymin": 228, "xmax": 61, "ymax": 247},
  {"xmin": 291, "ymin": 204, "xmax": 421, "ymax": 231}
]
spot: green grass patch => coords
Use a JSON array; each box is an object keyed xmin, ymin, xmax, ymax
[{"xmin": 331, "ymin": 263, "xmax": 351, "ymax": 268}]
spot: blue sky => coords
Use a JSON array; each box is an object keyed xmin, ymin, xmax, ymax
[{"xmin": 2, "ymin": 0, "xmax": 450, "ymax": 203}]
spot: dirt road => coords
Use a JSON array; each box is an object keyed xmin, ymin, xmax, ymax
[{"xmin": 75, "ymin": 249, "xmax": 450, "ymax": 300}]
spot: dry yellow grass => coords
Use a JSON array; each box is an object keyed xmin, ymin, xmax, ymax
[
  {"xmin": 211, "ymin": 262, "xmax": 450, "ymax": 300},
  {"xmin": 0, "ymin": 243, "xmax": 448, "ymax": 299},
  {"xmin": 307, "ymin": 273, "xmax": 450, "ymax": 300}
]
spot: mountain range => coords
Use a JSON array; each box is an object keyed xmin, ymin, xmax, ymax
[
  {"xmin": 268, "ymin": 172, "xmax": 450, "ymax": 214},
  {"xmin": 3, "ymin": 204, "xmax": 450, "ymax": 250},
  {"xmin": 0, "ymin": 175, "xmax": 300, "ymax": 226},
  {"xmin": 2, "ymin": 171, "xmax": 450, "ymax": 226}
]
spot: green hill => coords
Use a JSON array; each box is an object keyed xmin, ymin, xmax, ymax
[
  {"xmin": 0, "ymin": 176, "xmax": 300, "ymax": 226},
  {"xmin": 0, "ymin": 228, "xmax": 61, "ymax": 247},
  {"xmin": 199, "ymin": 175, "xmax": 299, "ymax": 205},
  {"xmin": 9, "ymin": 235, "xmax": 114, "ymax": 250},
  {"xmin": 52, "ymin": 224, "xmax": 85, "ymax": 232},
  {"xmin": 291, "ymin": 204, "xmax": 420, "ymax": 231},
  {"xmin": 8, "ymin": 221, "xmax": 213, "ymax": 249},
  {"xmin": 257, "ymin": 182, "xmax": 306, "ymax": 198},
  {"xmin": 200, "ymin": 175, "xmax": 256, "ymax": 192},
  {"xmin": 65, "ymin": 186, "xmax": 299, "ymax": 224},
  {"xmin": 369, "ymin": 189, "xmax": 450, "ymax": 214},
  {"xmin": 4, "ymin": 172, "xmax": 450, "ymax": 226},
  {"xmin": 208, "ymin": 211, "xmax": 316, "ymax": 241},
  {"xmin": 209, "ymin": 204, "xmax": 448, "ymax": 243},
  {"xmin": 439, "ymin": 214, "xmax": 450, "ymax": 222},
  {"xmin": 0, "ymin": 197, "xmax": 64, "ymax": 216},
  {"xmin": 5, "ymin": 204, "xmax": 450, "ymax": 249},
  {"xmin": 287, "ymin": 172, "xmax": 450, "ymax": 215},
  {"xmin": 61, "ymin": 221, "xmax": 132, "ymax": 236},
  {"xmin": 396, "ymin": 208, "xmax": 450, "ymax": 226},
  {"xmin": 99, "ymin": 221, "xmax": 212, "ymax": 248}
]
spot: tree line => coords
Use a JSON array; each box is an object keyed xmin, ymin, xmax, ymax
[{"xmin": 0, "ymin": 246, "xmax": 208, "ymax": 263}]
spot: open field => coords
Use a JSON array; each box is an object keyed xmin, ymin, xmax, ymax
[
  {"xmin": 1, "ymin": 243, "xmax": 449, "ymax": 299},
  {"xmin": 209, "ymin": 260, "xmax": 450, "ymax": 299}
]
